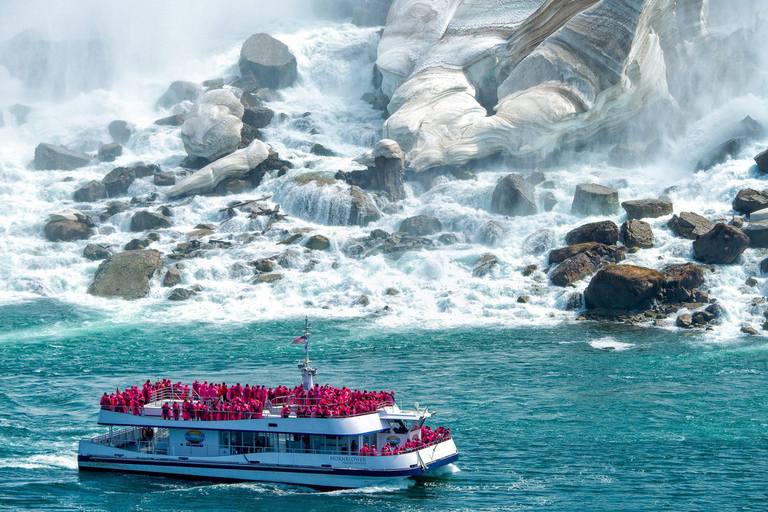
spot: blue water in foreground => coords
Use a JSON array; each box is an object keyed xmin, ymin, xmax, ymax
[{"xmin": 1, "ymin": 300, "xmax": 768, "ymax": 511}]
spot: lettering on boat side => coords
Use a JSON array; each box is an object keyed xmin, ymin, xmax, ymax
[{"xmin": 329, "ymin": 455, "xmax": 368, "ymax": 466}]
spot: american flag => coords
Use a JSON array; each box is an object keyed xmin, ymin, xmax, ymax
[{"xmin": 292, "ymin": 335, "xmax": 307, "ymax": 345}]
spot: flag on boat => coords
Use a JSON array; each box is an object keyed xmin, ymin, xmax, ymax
[{"xmin": 292, "ymin": 335, "xmax": 307, "ymax": 345}]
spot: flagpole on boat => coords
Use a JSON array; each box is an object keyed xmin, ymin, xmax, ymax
[{"xmin": 297, "ymin": 316, "xmax": 316, "ymax": 391}]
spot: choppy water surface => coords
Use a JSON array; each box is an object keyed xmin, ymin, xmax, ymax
[{"xmin": 1, "ymin": 300, "xmax": 768, "ymax": 511}]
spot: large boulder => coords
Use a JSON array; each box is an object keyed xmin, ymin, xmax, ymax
[
  {"xmin": 155, "ymin": 81, "xmax": 203, "ymax": 110},
  {"xmin": 181, "ymin": 89, "xmax": 244, "ymax": 161},
  {"xmin": 619, "ymin": 219, "xmax": 654, "ymax": 249},
  {"xmin": 571, "ymin": 183, "xmax": 619, "ymax": 216},
  {"xmin": 733, "ymin": 189, "xmax": 768, "ymax": 215},
  {"xmin": 345, "ymin": 139, "xmax": 405, "ymax": 201},
  {"xmin": 74, "ymin": 180, "xmax": 107, "ymax": 202},
  {"xmin": 34, "ymin": 143, "xmax": 90, "ymax": 170},
  {"xmin": 44, "ymin": 219, "xmax": 92, "ymax": 241},
  {"xmin": 667, "ymin": 212, "xmax": 714, "ymax": 239},
  {"xmin": 490, "ymin": 173, "xmax": 537, "ymax": 216},
  {"xmin": 663, "ymin": 263, "xmax": 705, "ymax": 298},
  {"xmin": 130, "ymin": 211, "xmax": 172, "ymax": 232},
  {"xmin": 348, "ymin": 186, "xmax": 381, "ymax": 227},
  {"xmin": 87, "ymin": 250, "xmax": 162, "ymax": 300},
  {"xmin": 621, "ymin": 199, "xmax": 673, "ymax": 220},
  {"xmin": 238, "ymin": 34, "xmax": 298, "ymax": 90},
  {"xmin": 584, "ymin": 265, "xmax": 665, "ymax": 310},
  {"xmin": 242, "ymin": 105, "xmax": 275, "ymax": 129},
  {"xmin": 743, "ymin": 221, "xmax": 768, "ymax": 248},
  {"xmin": 696, "ymin": 138, "xmax": 748, "ymax": 171},
  {"xmin": 565, "ymin": 221, "xmax": 619, "ymax": 245},
  {"xmin": 102, "ymin": 163, "xmax": 157, "ymax": 197},
  {"xmin": 305, "ymin": 235, "xmax": 331, "ymax": 251},
  {"xmin": 107, "ymin": 120, "xmax": 134, "ymax": 145},
  {"xmin": 549, "ymin": 243, "xmax": 626, "ymax": 286},
  {"xmin": 692, "ymin": 223, "xmax": 749, "ymax": 264},
  {"xmin": 97, "ymin": 143, "xmax": 122, "ymax": 162},
  {"xmin": 755, "ymin": 149, "xmax": 768, "ymax": 173},
  {"xmin": 398, "ymin": 215, "xmax": 442, "ymax": 236},
  {"xmin": 83, "ymin": 243, "xmax": 111, "ymax": 261}
]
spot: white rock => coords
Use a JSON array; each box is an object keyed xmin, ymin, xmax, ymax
[
  {"xmin": 167, "ymin": 140, "xmax": 270, "ymax": 198},
  {"xmin": 750, "ymin": 208, "xmax": 768, "ymax": 223},
  {"xmin": 180, "ymin": 89, "xmax": 245, "ymax": 161}
]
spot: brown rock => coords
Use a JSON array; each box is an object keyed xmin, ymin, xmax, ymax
[
  {"xmin": 692, "ymin": 223, "xmax": 749, "ymax": 264},
  {"xmin": 619, "ymin": 219, "xmax": 654, "ymax": 249},
  {"xmin": 584, "ymin": 264, "xmax": 665, "ymax": 310},
  {"xmin": 565, "ymin": 221, "xmax": 619, "ymax": 246}
]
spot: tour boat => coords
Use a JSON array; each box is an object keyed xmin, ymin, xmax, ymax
[{"xmin": 77, "ymin": 320, "xmax": 459, "ymax": 489}]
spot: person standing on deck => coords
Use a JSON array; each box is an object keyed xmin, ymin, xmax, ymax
[
  {"xmin": 172, "ymin": 401, "xmax": 180, "ymax": 420},
  {"xmin": 161, "ymin": 402, "xmax": 171, "ymax": 420}
]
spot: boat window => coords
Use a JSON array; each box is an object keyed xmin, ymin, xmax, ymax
[
  {"xmin": 219, "ymin": 431, "xmax": 230, "ymax": 446},
  {"xmin": 388, "ymin": 420, "xmax": 409, "ymax": 434}
]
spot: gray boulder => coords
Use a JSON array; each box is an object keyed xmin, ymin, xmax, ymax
[
  {"xmin": 34, "ymin": 143, "xmax": 90, "ymax": 170},
  {"xmin": 695, "ymin": 138, "xmax": 748, "ymax": 171},
  {"xmin": 102, "ymin": 163, "xmax": 157, "ymax": 197},
  {"xmin": 565, "ymin": 221, "xmax": 619, "ymax": 245},
  {"xmin": 239, "ymin": 34, "xmax": 298, "ymax": 90},
  {"xmin": 344, "ymin": 139, "xmax": 405, "ymax": 201},
  {"xmin": 667, "ymin": 212, "xmax": 714, "ymax": 239},
  {"xmin": 348, "ymin": 186, "xmax": 381, "ymax": 226},
  {"xmin": 155, "ymin": 81, "xmax": 203, "ymax": 110},
  {"xmin": 44, "ymin": 220, "xmax": 92, "ymax": 241},
  {"xmin": 153, "ymin": 173, "xmax": 176, "ymax": 186},
  {"xmin": 88, "ymin": 250, "xmax": 162, "ymax": 300},
  {"xmin": 74, "ymin": 180, "xmax": 107, "ymax": 202},
  {"xmin": 743, "ymin": 221, "xmax": 768, "ymax": 248},
  {"xmin": 490, "ymin": 173, "xmax": 537, "ymax": 216},
  {"xmin": 472, "ymin": 253, "xmax": 498, "ymax": 277},
  {"xmin": 608, "ymin": 143, "xmax": 644, "ymax": 167},
  {"xmin": 130, "ymin": 211, "xmax": 172, "ymax": 232},
  {"xmin": 620, "ymin": 220, "xmax": 654, "ymax": 249},
  {"xmin": 154, "ymin": 114, "xmax": 185, "ymax": 126},
  {"xmin": 621, "ymin": 199, "xmax": 673, "ymax": 220},
  {"xmin": 108, "ymin": 120, "xmax": 134, "ymax": 145},
  {"xmin": 97, "ymin": 143, "xmax": 122, "ymax": 163},
  {"xmin": 541, "ymin": 191, "xmax": 557, "ymax": 212},
  {"xmin": 693, "ymin": 223, "xmax": 749, "ymax": 264},
  {"xmin": 522, "ymin": 228, "xmax": 554, "ymax": 255},
  {"xmin": 549, "ymin": 243, "xmax": 626, "ymax": 286},
  {"xmin": 399, "ymin": 215, "xmax": 442, "ymax": 236},
  {"xmin": 571, "ymin": 183, "xmax": 619, "ymax": 216},
  {"xmin": 83, "ymin": 243, "xmax": 111, "ymax": 261},
  {"xmin": 242, "ymin": 106, "xmax": 275, "ymax": 129},
  {"xmin": 733, "ymin": 189, "xmax": 768, "ymax": 215},
  {"xmin": 305, "ymin": 235, "xmax": 331, "ymax": 251},
  {"xmin": 755, "ymin": 149, "xmax": 768, "ymax": 173},
  {"xmin": 168, "ymin": 288, "xmax": 196, "ymax": 301},
  {"xmin": 479, "ymin": 220, "xmax": 506, "ymax": 246}
]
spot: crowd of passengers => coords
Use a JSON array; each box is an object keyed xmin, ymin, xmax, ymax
[
  {"xmin": 100, "ymin": 379, "xmax": 396, "ymax": 420},
  {"xmin": 359, "ymin": 426, "xmax": 452, "ymax": 456}
]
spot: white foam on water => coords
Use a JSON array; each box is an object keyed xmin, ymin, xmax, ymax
[
  {"xmin": 0, "ymin": 453, "xmax": 77, "ymax": 470},
  {"xmin": 589, "ymin": 337, "xmax": 636, "ymax": 352}
]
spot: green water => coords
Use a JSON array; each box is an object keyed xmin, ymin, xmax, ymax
[{"xmin": 1, "ymin": 299, "xmax": 768, "ymax": 511}]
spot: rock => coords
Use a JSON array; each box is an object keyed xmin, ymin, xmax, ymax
[
  {"xmin": 514, "ymin": 230, "xmax": 551, "ymax": 257},
  {"xmin": 346, "ymin": 139, "xmax": 406, "ymax": 201},
  {"xmin": 619, "ymin": 219, "xmax": 654, "ymax": 249},
  {"xmin": 310, "ymin": 144, "xmax": 336, "ymax": 157},
  {"xmin": 676, "ymin": 313, "xmax": 693, "ymax": 328},
  {"xmin": 522, "ymin": 264, "xmax": 537, "ymax": 277},
  {"xmin": 571, "ymin": 183, "xmax": 619, "ymax": 216},
  {"xmin": 202, "ymin": 78, "xmax": 224, "ymax": 89},
  {"xmin": 550, "ymin": 242, "xmax": 603, "ymax": 265},
  {"xmin": 385, "ymin": 288, "xmax": 399, "ymax": 296},
  {"xmin": 472, "ymin": 253, "xmax": 498, "ymax": 277},
  {"xmin": 352, "ymin": 0, "xmax": 392, "ymax": 26},
  {"xmin": 566, "ymin": 221, "xmax": 619, "ymax": 246},
  {"xmin": 102, "ymin": 163, "xmax": 157, "ymax": 197},
  {"xmin": 108, "ymin": 120, "xmax": 134, "ymax": 145},
  {"xmin": 696, "ymin": 139, "xmax": 749, "ymax": 171},
  {"xmin": 479, "ymin": 220, "xmax": 506, "ymax": 246},
  {"xmin": 730, "ymin": 216, "xmax": 745, "ymax": 228},
  {"xmin": 663, "ymin": 263, "xmax": 705, "ymax": 292},
  {"xmin": 746, "ymin": 277, "xmax": 758, "ymax": 287},
  {"xmin": 584, "ymin": 264, "xmax": 665, "ymax": 310},
  {"xmin": 130, "ymin": 211, "xmax": 172, "ymax": 232},
  {"xmin": 305, "ymin": 235, "xmax": 330, "ymax": 251},
  {"xmin": 399, "ymin": 215, "xmax": 442, "ymax": 236},
  {"xmin": 490, "ymin": 173, "xmax": 537, "ymax": 216},
  {"xmin": 621, "ymin": 199, "xmax": 673, "ymax": 220},
  {"xmin": 741, "ymin": 325, "xmax": 759, "ymax": 335},
  {"xmin": 253, "ymin": 273, "xmax": 283, "ymax": 284},
  {"xmin": 44, "ymin": 220, "xmax": 92, "ymax": 241},
  {"xmin": 168, "ymin": 288, "xmax": 196, "ymax": 301},
  {"xmin": 541, "ymin": 191, "xmax": 558, "ymax": 212},
  {"xmin": 693, "ymin": 223, "xmax": 749, "ymax": 264},
  {"xmin": 526, "ymin": 170, "xmax": 546, "ymax": 186},
  {"xmin": 83, "ymin": 243, "xmax": 111, "ymax": 261},
  {"xmin": 154, "ymin": 114, "xmax": 185, "ymax": 126},
  {"xmin": 153, "ymin": 173, "xmax": 176, "ymax": 186},
  {"xmin": 550, "ymin": 252, "xmax": 602, "ymax": 287},
  {"xmin": 102, "ymin": 201, "xmax": 130, "ymax": 219},
  {"xmin": 155, "ymin": 81, "xmax": 203, "ymax": 110},
  {"xmin": 124, "ymin": 238, "xmax": 150, "ymax": 251},
  {"xmin": 667, "ymin": 212, "xmax": 714, "ymax": 239},
  {"xmin": 9, "ymin": 104, "xmax": 32, "ymax": 125},
  {"xmin": 214, "ymin": 179, "xmax": 252, "ymax": 195},
  {"xmin": 187, "ymin": 229, "xmax": 213, "ymax": 238},
  {"xmin": 163, "ymin": 268, "xmax": 182, "ymax": 287},
  {"xmin": 517, "ymin": 295, "xmax": 530, "ymax": 304},
  {"xmin": 608, "ymin": 143, "xmax": 644, "ymax": 167},
  {"xmin": 761, "ymin": 258, "xmax": 768, "ymax": 275},
  {"xmin": 348, "ymin": 186, "xmax": 381, "ymax": 226},
  {"xmin": 755, "ymin": 149, "xmax": 768, "ymax": 173},
  {"xmin": 251, "ymin": 258, "xmax": 275, "ymax": 273},
  {"xmin": 181, "ymin": 89, "xmax": 244, "ymax": 161},
  {"xmin": 438, "ymin": 233, "xmax": 461, "ymax": 245},
  {"xmin": 97, "ymin": 143, "xmax": 122, "ymax": 163},
  {"xmin": 733, "ymin": 189, "xmax": 768, "ymax": 215},
  {"xmin": 34, "ymin": 143, "xmax": 91, "ymax": 170},
  {"xmin": 565, "ymin": 292, "xmax": 583, "ymax": 310},
  {"xmin": 353, "ymin": 294, "xmax": 371, "ymax": 307},
  {"xmin": 370, "ymin": 229, "xmax": 390, "ymax": 239},
  {"xmin": 744, "ymin": 221, "xmax": 768, "ymax": 248},
  {"xmin": 74, "ymin": 180, "xmax": 107, "ymax": 202},
  {"xmin": 87, "ymin": 250, "xmax": 162, "ymax": 299},
  {"xmin": 242, "ymin": 106, "xmax": 274, "ymax": 129},
  {"xmin": 278, "ymin": 233, "xmax": 303, "ymax": 245},
  {"xmin": 239, "ymin": 33, "xmax": 298, "ymax": 90},
  {"xmin": 749, "ymin": 208, "xmax": 768, "ymax": 223}
]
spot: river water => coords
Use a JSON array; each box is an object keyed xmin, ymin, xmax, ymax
[{"xmin": 1, "ymin": 300, "xmax": 768, "ymax": 511}]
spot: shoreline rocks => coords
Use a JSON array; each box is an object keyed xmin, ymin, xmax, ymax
[{"xmin": 584, "ymin": 265, "xmax": 665, "ymax": 310}]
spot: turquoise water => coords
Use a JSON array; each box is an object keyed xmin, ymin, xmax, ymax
[{"xmin": 2, "ymin": 300, "xmax": 768, "ymax": 511}]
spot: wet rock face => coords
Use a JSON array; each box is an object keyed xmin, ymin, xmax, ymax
[
  {"xmin": 168, "ymin": 287, "xmax": 196, "ymax": 301},
  {"xmin": 344, "ymin": 140, "xmax": 406, "ymax": 202},
  {"xmin": 692, "ymin": 223, "xmax": 749, "ymax": 264},
  {"xmin": 87, "ymin": 250, "xmax": 162, "ymax": 300},
  {"xmin": 571, "ymin": 184, "xmax": 619, "ymax": 216},
  {"xmin": 565, "ymin": 221, "xmax": 619, "ymax": 246},
  {"xmin": 74, "ymin": 180, "xmax": 107, "ymax": 202},
  {"xmin": 621, "ymin": 199, "xmax": 673, "ymax": 220},
  {"xmin": 83, "ymin": 243, "xmax": 111, "ymax": 261},
  {"xmin": 733, "ymin": 189, "xmax": 768, "ymax": 215},
  {"xmin": 305, "ymin": 235, "xmax": 331, "ymax": 251},
  {"xmin": 696, "ymin": 116, "xmax": 764, "ymax": 171},
  {"xmin": 398, "ymin": 215, "xmax": 442, "ymax": 236},
  {"xmin": 490, "ymin": 173, "xmax": 537, "ymax": 216},
  {"xmin": 130, "ymin": 211, "xmax": 172, "ymax": 232},
  {"xmin": 44, "ymin": 220, "xmax": 92, "ymax": 242},
  {"xmin": 743, "ymin": 221, "xmax": 768, "ymax": 248},
  {"xmin": 154, "ymin": 114, "xmax": 185, "ymax": 126},
  {"xmin": 667, "ymin": 212, "xmax": 714, "ymax": 239},
  {"xmin": 108, "ymin": 120, "xmax": 134, "ymax": 145},
  {"xmin": 97, "ymin": 143, "xmax": 122, "ymax": 163},
  {"xmin": 549, "ymin": 244, "xmax": 626, "ymax": 287},
  {"xmin": 155, "ymin": 81, "xmax": 203, "ymax": 110},
  {"xmin": 239, "ymin": 33, "xmax": 298, "ymax": 90},
  {"xmin": 348, "ymin": 186, "xmax": 381, "ymax": 227},
  {"xmin": 584, "ymin": 264, "xmax": 665, "ymax": 310},
  {"xmin": 472, "ymin": 253, "xmax": 498, "ymax": 277},
  {"xmin": 619, "ymin": 219, "xmax": 654, "ymax": 249},
  {"xmin": 102, "ymin": 163, "xmax": 158, "ymax": 197},
  {"xmin": 755, "ymin": 149, "xmax": 768, "ymax": 173},
  {"xmin": 34, "ymin": 143, "xmax": 91, "ymax": 170}
]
